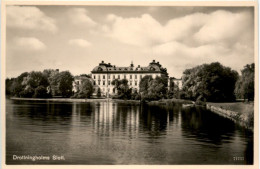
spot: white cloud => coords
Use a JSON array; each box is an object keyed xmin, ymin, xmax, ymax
[
  {"xmin": 104, "ymin": 13, "xmax": 208, "ymax": 46},
  {"xmin": 14, "ymin": 37, "xmax": 46, "ymax": 51},
  {"xmin": 67, "ymin": 8, "xmax": 97, "ymax": 27},
  {"xmin": 68, "ymin": 39, "xmax": 91, "ymax": 48},
  {"xmin": 104, "ymin": 10, "xmax": 253, "ymax": 48},
  {"xmin": 7, "ymin": 6, "xmax": 57, "ymax": 33},
  {"xmin": 193, "ymin": 10, "xmax": 253, "ymax": 44},
  {"xmin": 148, "ymin": 40, "xmax": 253, "ymax": 77},
  {"xmin": 104, "ymin": 9, "xmax": 253, "ymax": 77}
]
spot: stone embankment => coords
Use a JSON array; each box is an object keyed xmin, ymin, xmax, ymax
[{"xmin": 206, "ymin": 104, "xmax": 253, "ymax": 131}]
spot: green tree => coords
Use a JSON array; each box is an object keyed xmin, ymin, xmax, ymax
[{"xmin": 235, "ymin": 63, "xmax": 254, "ymax": 101}]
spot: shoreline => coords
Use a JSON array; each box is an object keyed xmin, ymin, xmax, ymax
[
  {"xmin": 206, "ymin": 103, "xmax": 254, "ymax": 131},
  {"xmin": 9, "ymin": 97, "xmax": 253, "ymax": 131},
  {"xmin": 9, "ymin": 97, "xmax": 141, "ymax": 103},
  {"xmin": 9, "ymin": 97, "xmax": 193, "ymax": 104}
]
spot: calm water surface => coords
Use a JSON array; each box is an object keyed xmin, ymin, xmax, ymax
[{"xmin": 6, "ymin": 99, "xmax": 253, "ymax": 164}]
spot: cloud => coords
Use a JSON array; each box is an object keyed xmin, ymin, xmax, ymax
[
  {"xmin": 104, "ymin": 13, "xmax": 208, "ymax": 46},
  {"xmin": 14, "ymin": 37, "xmax": 46, "ymax": 51},
  {"xmin": 149, "ymin": 40, "xmax": 253, "ymax": 77},
  {"xmin": 104, "ymin": 10, "xmax": 253, "ymax": 48},
  {"xmin": 67, "ymin": 8, "xmax": 97, "ymax": 27},
  {"xmin": 153, "ymin": 41, "xmax": 230, "ymax": 58},
  {"xmin": 68, "ymin": 39, "xmax": 92, "ymax": 48},
  {"xmin": 193, "ymin": 10, "xmax": 253, "ymax": 44},
  {"xmin": 7, "ymin": 6, "xmax": 57, "ymax": 33}
]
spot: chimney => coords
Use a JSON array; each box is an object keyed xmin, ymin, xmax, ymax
[
  {"xmin": 101, "ymin": 60, "xmax": 104, "ymax": 63},
  {"xmin": 153, "ymin": 60, "xmax": 155, "ymax": 62},
  {"xmin": 56, "ymin": 69, "xmax": 59, "ymax": 72},
  {"xmin": 138, "ymin": 65, "xmax": 140, "ymax": 68}
]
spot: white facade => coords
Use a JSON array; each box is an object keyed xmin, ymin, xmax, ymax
[
  {"xmin": 91, "ymin": 60, "xmax": 168, "ymax": 96},
  {"xmin": 91, "ymin": 73, "xmax": 162, "ymax": 95}
]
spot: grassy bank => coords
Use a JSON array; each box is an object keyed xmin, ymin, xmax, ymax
[
  {"xmin": 10, "ymin": 97, "xmax": 112, "ymax": 103},
  {"xmin": 10, "ymin": 97, "xmax": 193, "ymax": 104},
  {"xmin": 148, "ymin": 98, "xmax": 193, "ymax": 105},
  {"xmin": 207, "ymin": 102, "xmax": 254, "ymax": 130}
]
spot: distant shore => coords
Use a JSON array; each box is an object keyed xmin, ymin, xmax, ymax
[
  {"xmin": 9, "ymin": 97, "xmax": 141, "ymax": 103},
  {"xmin": 9, "ymin": 97, "xmax": 193, "ymax": 104}
]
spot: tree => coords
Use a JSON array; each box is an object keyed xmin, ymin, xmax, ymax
[
  {"xmin": 139, "ymin": 75, "xmax": 153, "ymax": 99},
  {"xmin": 97, "ymin": 87, "xmax": 101, "ymax": 97},
  {"xmin": 6, "ymin": 78, "xmax": 15, "ymax": 96},
  {"xmin": 111, "ymin": 79, "xmax": 132, "ymax": 99},
  {"xmin": 9, "ymin": 72, "xmax": 29, "ymax": 97},
  {"xmin": 139, "ymin": 75, "xmax": 168, "ymax": 101},
  {"xmin": 182, "ymin": 62, "xmax": 238, "ymax": 102},
  {"xmin": 74, "ymin": 79, "xmax": 94, "ymax": 98},
  {"xmin": 50, "ymin": 71, "xmax": 74, "ymax": 97},
  {"xmin": 33, "ymin": 86, "xmax": 49, "ymax": 98},
  {"xmin": 235, "ymin": 63, "xmax": 254, "ymax": 101},
  {"xmin": 19, "ymin": 86, "xmax": 34, "ymax": 98},
  {"xmin": 24, "ymin": 71, "xmax": 49, "ymax": 89}
]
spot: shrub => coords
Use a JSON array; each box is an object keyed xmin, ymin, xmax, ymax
[{"xmin": 33, "ymin": 86, "xmax": 49, "ymax": 98}]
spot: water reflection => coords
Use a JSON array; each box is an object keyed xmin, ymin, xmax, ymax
[{"xmin": 6, "ymin": 99, "xmax": 253, "ymax": 164}]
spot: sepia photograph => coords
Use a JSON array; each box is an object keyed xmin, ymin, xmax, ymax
[{"xmin": 1, "ymin": 1, "xmax": 258, "ymax": 168}]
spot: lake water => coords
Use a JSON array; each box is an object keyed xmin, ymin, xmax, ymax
[{"xmin": 6, "ymin": 99, "xmax": 253, "ymax": 164}]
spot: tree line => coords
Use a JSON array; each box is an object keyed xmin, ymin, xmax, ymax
[
  {"xmin": 181, "ymin": 62, "xmax": 254, "ymax": 103},
  {"xmin": 6, "ymin": 69, "xmax": 74, "ymax": 98},
  {"xmin": 6, "ymin": 62, "xmax": 254, "ymax": 102}
]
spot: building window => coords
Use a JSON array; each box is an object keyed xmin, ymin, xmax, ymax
[
  {"xmin": 94, "ymin": 75, "xmax": 96, "ymax": 79},
  {"xmin": 113, "ymin": 75, "xmax": 115, "ymax": 79},
  {"xmin": 108, "ymin": 88, "xmax": 110, "ymax": 92},
  {"xmin": 98, "ymin": 81, "xmax": 100, "ymax": 85},
  {"xmin": 108, "ymin": 81, "xmax": 110, "ymax": 85},
  {"xmin": 124, "ymin": 75, "xmax": 126, "ymax": 79},
  {"xmin": 103, "ymin": 81, "xmax": 105, "ymax": 85},
  {"xmin": 140, "ymin": 75, "xmax": 142, "ymax": 79},
  {"xmin": 103, "ymin": 75, "xmax": 105, "ymax": 79},
  {"xmin": 130, "ymin": 81, "xmax": 132, "ymax": 85},
  {"xmin": 93, "ymin": 81, "xmax": 96, "ymax": 85},
  {"xmin": 135, "ymin": 81, "xmax": 137, "ymax": 86},
  {"xmin": 118, "ymin": 75, "xmax": 120, "ymax": 79},
  {"xmin": 108, "ymin": 75, "xmax": 110, "ymax": 79},
  {"xmin": 130, "ymin": 75, "xmax": 132, "ymax": 79},
  {"xmin": 135, "ymin": 75, "xmax": 137, "ymax": 79},
  {"xmin": 98, "ymin": 75, "xmax": 100, "ymax": 79}
]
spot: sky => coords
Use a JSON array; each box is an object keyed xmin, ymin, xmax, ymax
[{"xmin": 6, "ymin": 5, "xmax": 254, "ymax": 78}]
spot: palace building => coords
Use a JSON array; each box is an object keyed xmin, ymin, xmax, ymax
[{"xmin": 90, "ymin": 60, "xmax": 174, "ymax": 96}]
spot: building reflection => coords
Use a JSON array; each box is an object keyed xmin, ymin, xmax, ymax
[{"xmin": 72, "ymin": 101, "xmax": 184, "ymax": 140}]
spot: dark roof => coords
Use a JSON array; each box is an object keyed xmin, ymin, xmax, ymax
[{"xmin": 91, "ymin": 60, "xmax": 168, "ymax": 75}]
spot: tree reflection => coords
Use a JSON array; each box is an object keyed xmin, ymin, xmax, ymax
[{"xmin": 181, "ymin": 106, "xmax": 236, "ymax": 144}]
